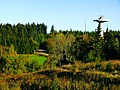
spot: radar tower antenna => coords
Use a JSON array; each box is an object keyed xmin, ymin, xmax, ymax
[{"xmin": 93, "ymin": 16, "xmax": 109, "ymax": 37}]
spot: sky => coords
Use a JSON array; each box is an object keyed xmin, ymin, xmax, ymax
[{"xmin": 0, "ymin": 0, "xmax": 120, "ymax": 33}]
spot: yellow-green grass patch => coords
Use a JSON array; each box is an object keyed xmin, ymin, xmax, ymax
[{"xmin": 19, "ymin": 54, "xmax": 47, "ymax": 65}]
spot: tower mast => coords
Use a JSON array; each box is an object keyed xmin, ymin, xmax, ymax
[
  {"xmin": 93, "ymin": 16, "xmax": 109, "ymax": 37},
  {"xmin": 84, "ymin": 20, "xmax": 86, "ymax": 35}
]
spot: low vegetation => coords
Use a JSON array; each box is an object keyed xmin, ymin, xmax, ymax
[
  {"xmin": 0, "ymin": 60, "xmax": 120, "ymax": 90},
  {"xmin": 0, "ymin": 45, "xmax": 47, "ymax": 75}
]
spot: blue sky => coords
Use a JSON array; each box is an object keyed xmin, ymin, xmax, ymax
[{"xmin": 0, "ymin": 0, "xmax": 120, "ymax": 33}]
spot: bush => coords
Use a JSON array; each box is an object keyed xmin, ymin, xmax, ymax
[
  {"xmin": 85, "ymin": 50, "xmax": 96, "ymax": 62},
  {"xmin": 25, "ymin": 60, "xmax": 41, "ymax": 72},
  {"xmin": 96, "ymin": 62, "xmax": 102, "ymax": 70},
  {"xmin": 105, "ymin": 62, "xmax": 113, "ymax": 72}
]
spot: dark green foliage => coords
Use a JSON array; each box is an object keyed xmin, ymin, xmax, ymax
[
  {"xmin": 105, "ymin": 62, "xmax": 113, "ymax": 72},
  {"xmin": 47, "ymin": 29, "xmax": 120, "ymax": 65},
  {"xmin": 71, "ymin": 34, "xmax": 95, "ymax": 62},
  {"xmin": 0, "ymin": 23, "xmax": 47, "ymax": 54},
  {"xmin": 67, "ymin": 30, "xmax": 120, "ymax": 62},
  {"xmin": 104, "ymin": 30, "xmax": 120, "ymax": 60},
  {"xmin": 25, "ymin": 60, "xmax": 41, "ymax": 72},
  {"xmin": 96, "ymin": 62, "xmax": 102, "ymax": 70},
  {"xmin": 50, "ymin": 25, "xmax": 55, "ymax": 34}
]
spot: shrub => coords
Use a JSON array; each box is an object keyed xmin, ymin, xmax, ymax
[
  {"xmin": 105, "ymin": 62, "xmax": 113, "ymax": 72},
  {"xmin": 96, "ymin": 62, "xmax": 102, "ymax": 70}
]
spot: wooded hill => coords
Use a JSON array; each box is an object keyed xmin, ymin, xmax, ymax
[{"xmin": 0, "ymin": 23, "xmax": 120, "ymax": 63}]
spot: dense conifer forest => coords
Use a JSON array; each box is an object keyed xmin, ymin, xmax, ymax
[{"xmin": 0, "ymin": 23, "xmax": 47, "ymax": 53}]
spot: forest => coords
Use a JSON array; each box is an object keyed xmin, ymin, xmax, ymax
[{"xmin": 0, "ymin": 23, "xmax": 120, "ymax": 89}]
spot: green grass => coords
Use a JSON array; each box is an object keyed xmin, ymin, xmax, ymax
[
  {"xmin": 19, "ymin": 54, "xmax": 47, "ymax": 65},
  {"xmin": 29, "ymin": 55, "xmax": 47, "ymax": 65}
]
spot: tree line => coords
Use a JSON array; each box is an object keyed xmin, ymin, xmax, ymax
[
  {"xmin": 0, "ymin": 23, "xmax": 47, "ymax": 54},
  {"xmin": 48, "ymin": 26, "xmax": 120, "ymax": 65},
  {"xmin": 0, "ymin": 23, "xmax": 120, "ymax": 63}
]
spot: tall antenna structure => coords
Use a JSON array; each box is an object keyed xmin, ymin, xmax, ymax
[
  {"xmin": 93, "ymin": 16, "xmax": 109, "ymax": 37},
  {"xmin": 85, "ymin": 20, "xmax": 86, "ymax": 32},
  {"xmin": 84, "ymin": 19, "xmax": 86, "ymax": 35}
]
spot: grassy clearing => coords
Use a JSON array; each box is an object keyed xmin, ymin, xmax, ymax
[
  {"xmin": 29, "ymin": 54, "xmax": 47, "ymax": 65},
  {"xmin": 19, "ymin": 54, "xmax": 47, "ymax": 65}
]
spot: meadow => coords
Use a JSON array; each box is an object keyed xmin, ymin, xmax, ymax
[{"xmin": 19, "ymin": 54, "xmax": 48, "ymax": 65}]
